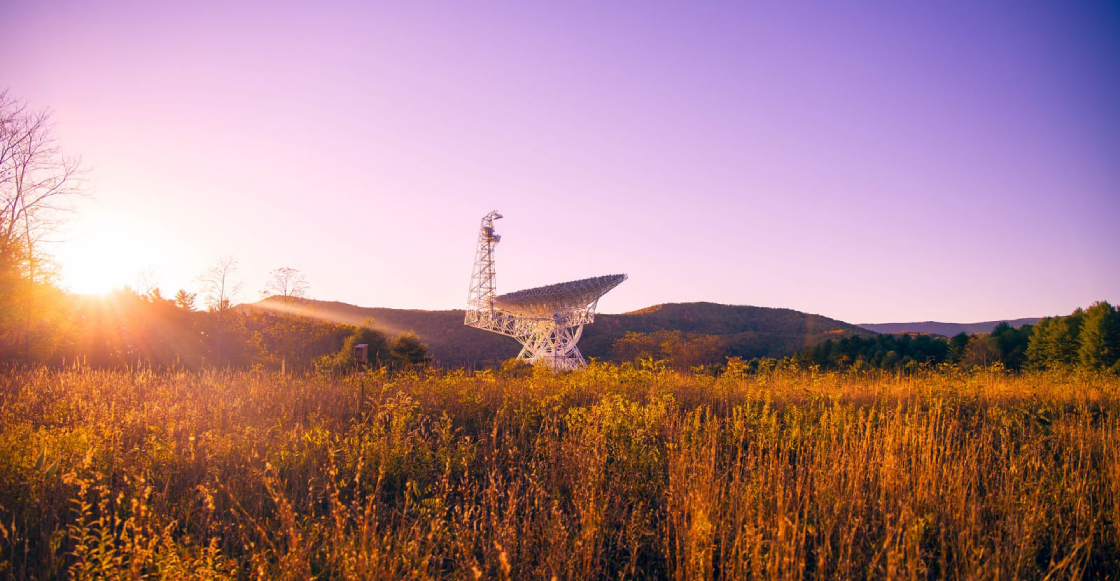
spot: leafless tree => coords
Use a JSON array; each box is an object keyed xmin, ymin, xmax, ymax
[
  {"xmin": 135, "ymin": 266, "xmax": 160, "ymax": 297},
  {"xmin": 198, "ymin": 256, "xmax": 242, "ymax": 313},
  {"xmin": 263, "ymin": 266, "xmax": 309, "ymax": 304},
  {"xmin": 0, "ymin": 89, "xmax": 85, "ymax": 282}
]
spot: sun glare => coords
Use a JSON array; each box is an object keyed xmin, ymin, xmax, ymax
[{"xmin": 54, "ymin": 218, "xmax": 171, "ymax": 295}]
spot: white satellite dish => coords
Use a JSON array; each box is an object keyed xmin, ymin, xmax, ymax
[{"xmin": 465, "ymin": 211, "xmax": 627, "ymax": 370}]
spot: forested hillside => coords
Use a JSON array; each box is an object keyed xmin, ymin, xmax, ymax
[
  {"xmin": 583, "ymin": 302, "xmax": 875, "ymax": 360},
  {"xmin": 251, "ymin": 298, "xmax": 874, "ymax": 367},
  {"xmin": 246, "ymin": 298, "xmax": 520, "ymax": 367},
  {"xmin": 858, "ymin": 318, "xmax": 1042, "ymax": 336}
]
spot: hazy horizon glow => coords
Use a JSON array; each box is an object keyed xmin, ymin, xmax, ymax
[{"xmin": 3, "ymin": 1, "xmax": 1118, "ymax": 323}]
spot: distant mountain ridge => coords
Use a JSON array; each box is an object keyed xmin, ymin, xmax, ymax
[
  {"xmin": 250, "ymin": 298, "xmax": 873, "ymax": 367},
  {"xmin": 857, "ymin": 318, "xmax": 1041, "ymax": 337}
]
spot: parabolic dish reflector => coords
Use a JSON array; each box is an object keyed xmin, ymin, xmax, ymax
[
  {"xmin": 466, "ymin": 210, "xmax": 627, "ymax": 370},
  {"xmin": 494, "ymin": 274, "xmax": 627, "ymax": 317}
]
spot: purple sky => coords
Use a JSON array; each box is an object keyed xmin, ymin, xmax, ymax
[{"xmin": 3, "ymin": 1, "xmax": 1118, "ymax": 323}]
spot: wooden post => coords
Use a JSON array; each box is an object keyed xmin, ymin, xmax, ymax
[{"xmin": 354, "ymin": 344, "xmax": 369, "ymax": 419}]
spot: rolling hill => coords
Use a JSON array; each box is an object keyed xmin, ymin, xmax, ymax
[
  {"xmin": 250, "ymin": 298, "xmax": 874, "ymax": 367},
  {"xmin": 856, "ymin": 318, "xmax": 1041, "ymax": 337}
]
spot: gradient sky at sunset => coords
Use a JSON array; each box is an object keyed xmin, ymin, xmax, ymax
[{"xmin": 3, "ymin": 1, "xmax": 1118, "ymax": 323}]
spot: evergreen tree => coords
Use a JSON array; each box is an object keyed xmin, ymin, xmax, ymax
[
  {"xmin": 1025, "ymin": 318, "xmax": 1054, "ymax": 369},
  {"xmin": 1079, "ymin": 301, "xmax": 1120, "ymax": 370},
  {"xmin": 947, "ymin": 332, "xmax": 970, "ymax": 364},
  {"xmin": 990, "ymin": 322, "xmax": 1031, "ymax": 370},
  {"xmin": 1053, "ymin": 310, "xmax": 1085, "ymax": 366},
  {"xmin": 1026, "ymin": 310, "xmax": 1085, "ymax": 370},
  {"xmin": 174, "ymin": 289, "xmax": 197, "ymax": 311}
]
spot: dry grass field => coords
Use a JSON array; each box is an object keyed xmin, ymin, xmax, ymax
[{"xmin": 1, "ymin": 364, "xmax": 1117, "ymax": 579}]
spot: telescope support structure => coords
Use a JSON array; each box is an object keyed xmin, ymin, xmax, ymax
[{"xmin": 465, "ymin": 211, "xmax": 619, "ymax": 371}]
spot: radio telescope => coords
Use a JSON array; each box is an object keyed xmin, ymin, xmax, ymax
[{"xmin": 465, "ymin": 211, "xmax": 626, "ymax": 371}]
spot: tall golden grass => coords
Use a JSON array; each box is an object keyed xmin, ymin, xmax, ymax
[{"xmin": 0, "ymin": 364, "xmax": 1116, "ymax": 579}]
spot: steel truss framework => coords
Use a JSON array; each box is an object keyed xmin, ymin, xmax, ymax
[{"xmin": 464, "ymin": 211, "xmax": 626, "ymax": 371}]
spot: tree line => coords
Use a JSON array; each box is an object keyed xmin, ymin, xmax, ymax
[
  {"xmin": 796, "ymin": 301, "xmax": 1119, "ymax": 372},
  {"xmin": 0, "ymin": 283, "xmax": 431, "ymax": 372},
  {"xmin": 606, "ymin": 301, "xmax": 1119, "ymax": 374}
]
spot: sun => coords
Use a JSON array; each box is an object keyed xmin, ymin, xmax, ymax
[{"xmin": 54, "ymin": 216, "xmax": 170, "ymax": 295}]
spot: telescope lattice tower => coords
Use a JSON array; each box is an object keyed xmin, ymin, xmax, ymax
[{"xmin": 464, "ymin": 210, "xmax": 626, "ymax": 371}]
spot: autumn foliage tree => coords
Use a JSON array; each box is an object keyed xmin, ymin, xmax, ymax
[
  {"xmin": 390, "ymin": 332, "xmax": 432, "ymax": 369},
  {"xmin": 612, "ymin": 330, "xmax": 727, "ymax": 370}
]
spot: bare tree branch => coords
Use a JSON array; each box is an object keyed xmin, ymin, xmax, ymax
[
  {"xmin": 198, "ymin": 256, "xmax": 242, "ymax": 313},
  {"xmin": 0, "ymin": 89, "xmax": 88, "ymax": 282},
  {"xmin": 263, "ymin": 266, "xmax": 310, "ymax": 305}
]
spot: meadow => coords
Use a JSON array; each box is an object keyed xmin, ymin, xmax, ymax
[{"xmin": 0, "ymin": 364, "xmax": 1117, "ymax": 580}]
